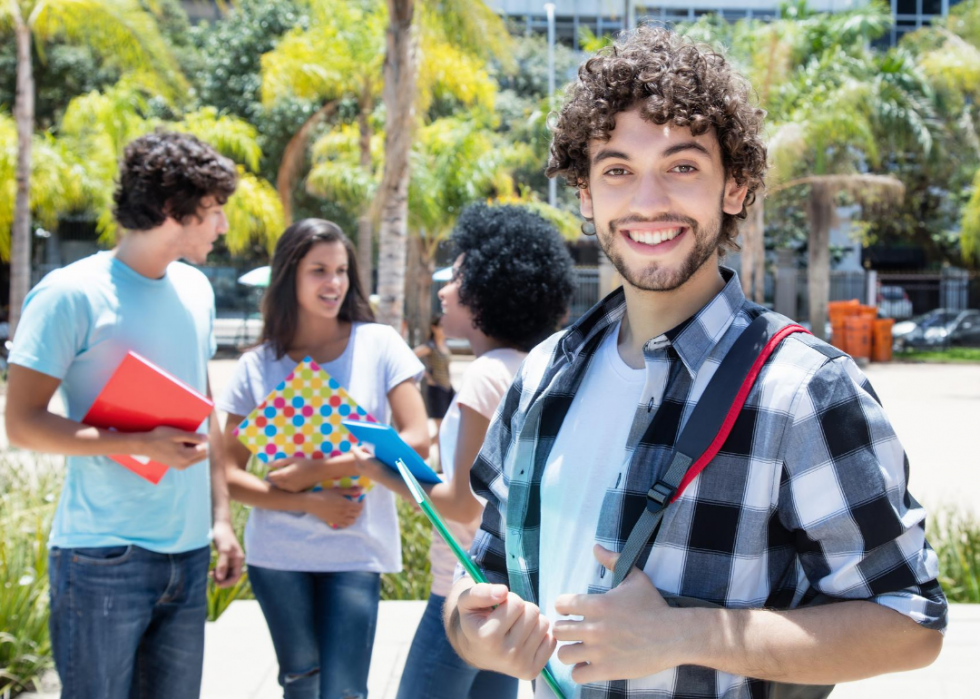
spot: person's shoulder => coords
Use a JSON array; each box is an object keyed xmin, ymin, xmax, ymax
[
  {"xmin": 167, "ymin": 261, "xmax": 213, "ymax": 291},
  {"xmin": 353, "ymin": 321, "xmax": 408, "ymax": 348},
  {"xmin": 28, "ymin": 254, "xmax": 109, "ymax": 301},
  {"xmin": 238, "ymin": 341, "xmax": 277, "ymax": 368}
]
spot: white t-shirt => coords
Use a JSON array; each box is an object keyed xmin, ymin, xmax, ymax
[
  {"xmin": 429, "ymin": 348, "xmax": 525, "ymax": 597},
  {"xmin": 217, "ymin": 322, "xmax": 424, "ymax": 573},
  {"xmin": 537, "ymin": 324, "xmax": 645, "ymax": 699}
]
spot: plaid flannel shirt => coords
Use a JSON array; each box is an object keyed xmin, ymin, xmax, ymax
[{"xmin": 467, "ymin": 268, "xmax": 947, "ymax": 698}]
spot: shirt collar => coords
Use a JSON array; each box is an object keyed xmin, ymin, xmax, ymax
[{"xmin": 559, "ymin": 266, "xmax": 747, "ymax": 376}]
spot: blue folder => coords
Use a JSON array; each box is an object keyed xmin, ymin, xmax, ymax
[{"xmin": 341, "ymin": 420, "xmax": 442, "ymax": 484}]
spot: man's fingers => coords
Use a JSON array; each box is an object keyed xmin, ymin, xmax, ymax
[
  {"xmin": 554, "ymin": 591, "xmax": 599, "ymax": 617},
  {"xmin": 505, "ymin": 601, "xmax": 542, "ymax": 648},
  {"xmin": 556, "ymin": 640, "xmax": 590, "ymax": 666},
  {"xmin": 458, "ymin": 583, "xmax": 509, "ymax": 612},
  {"xmin": 571, "ymin": 659, "xmax": 603, "ymax": 686},
  {"xmin": 552, "ymin": 618, "xmax": 595, "ymax": 643},
  {"xmin": 531, "ymin": 629, "xmax": 558, "ymax": 677},
  {"xmin": 169, "ymin": 430, "xmax": 208, "ymax": 445},
  {"xmin": 213, "ymin": 552, "xmax": 229, "ymax": 585},
  {"xmin": 593, "ymin": 543, "xmax": 619, "ymax": 572}
]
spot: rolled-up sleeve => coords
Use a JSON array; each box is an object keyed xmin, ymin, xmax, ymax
[
  {"xmin": 457, "ymin": 371, "xmax": 528, "ymax": 587},
  {"xmin": 778, "ymin": 356, "xmax": 948, "ymax": 632}
]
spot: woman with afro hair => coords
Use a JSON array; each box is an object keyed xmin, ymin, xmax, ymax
[{"xmin": 357, "ymin": 202, "xmax": 574, "ymax": 699}]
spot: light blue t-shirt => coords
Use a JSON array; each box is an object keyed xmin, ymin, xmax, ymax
[
  {"xmin": 10, "ymin": 251, "xmax": 216, "ymax": 553},
  {"xmin": 217, "ymin": 323, "xmax": 424, "ymax": 573}
]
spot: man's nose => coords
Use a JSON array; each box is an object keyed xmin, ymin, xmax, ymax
[{"xmin": 630, "ymin": 172, "xmax": 672, "ymax": 217}]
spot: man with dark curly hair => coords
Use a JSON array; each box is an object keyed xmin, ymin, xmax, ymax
[
  {"xmin": 445, "ymin": 26, "xmax": 946, "ymax": 699},
  {"xmin": 6, "ymin": 131, "xmax": 245, "ymax": 699}
]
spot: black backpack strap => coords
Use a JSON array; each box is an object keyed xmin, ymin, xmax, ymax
[{"xmin": 612, "ymin": 315, "xmax": 807, "ymax": 588}]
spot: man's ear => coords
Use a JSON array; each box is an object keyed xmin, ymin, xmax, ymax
[
  {"xmin": 722, "ymin": 177, "xmax": 749, "ymax": 216},
  {"xmin": 580, "ymin": 185, "xmax": 594, "ymax": 220}
]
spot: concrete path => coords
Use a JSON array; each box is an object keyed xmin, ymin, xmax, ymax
[{"xmin": 20, "ymin": 601, "xmax": 979, "ymax": 698}]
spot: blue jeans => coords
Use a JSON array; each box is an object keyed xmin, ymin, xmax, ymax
[
  {"xmin": 396, "ymin": 593, "xmax": 518, "ymax": 699},
  {"xmin": 248, "ymin": 565, "xmax": 381, "ymax": 699},
  {"xmin": 48, "ymin": 544, "xmax": 210, "ymax": 699}
]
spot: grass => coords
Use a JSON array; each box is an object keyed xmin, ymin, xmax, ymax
[
  {"xmin": 896, "ymin": 347, "xmax": 980, "ymax": 363},
  {"xmin": 0, "ymin": 456, "xmax": 59, "ymax": 697},
  {"xmin": 932, "ymin": 508, "xmax": 980, "ymax": 604}
]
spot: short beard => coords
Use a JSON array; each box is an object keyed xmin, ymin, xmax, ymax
[{"xmin": 595, "ymin": 201, "xmax": 724, "ymax": 292}]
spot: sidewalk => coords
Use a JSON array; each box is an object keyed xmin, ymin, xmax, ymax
[
  {"xmin": 198, "ymin": 600, "xmax": 978, "ymax": 699},
  {"xmin": 22, "ymin": 601, "xmax": 979, "ymax": 698}
]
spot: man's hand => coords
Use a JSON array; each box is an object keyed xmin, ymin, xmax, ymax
[
  {"xmin": 210, "ymin": 519, "xmax": 244, "ymax": 588},
  {"xmin": 301, "ymin": 488, "xmax": 364, "ymax": 528},
  {"xmin": 135, "ymin": 426, "xmax": 209, "ymax": 470},
  {"xmin": 453, "ymin": 582, "xmax": 556, "ymax": 681},
  {"xmin": 267, "ymin": 456, "xmax": 323, "ymax": 493},
  {"xmin": 553, "ymin": 544, "xmax": 685, "ymax": 684}
]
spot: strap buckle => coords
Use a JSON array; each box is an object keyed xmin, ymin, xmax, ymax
[{"xmin": 646, "ymin": 481, "xmax": 675, "ymax": 512}]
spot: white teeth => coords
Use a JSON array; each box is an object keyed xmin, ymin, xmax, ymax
[{"xmin": 628, "ymin": 227, "xmax": 683, "ymax": 245}]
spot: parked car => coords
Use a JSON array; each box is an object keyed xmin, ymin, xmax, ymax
[
  {"xmin": 893, "ymin": 309, "xmax": 980, "ymax": 350},
  {"xmin": 877, "ymin": 285, "xmax": 913, "ymax": 319}
]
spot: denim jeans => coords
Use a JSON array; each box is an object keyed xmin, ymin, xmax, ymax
[
  {"xmin": 247, "ymin": 565, "xmax": 381, "ymax": 699},
  {"xmin": 48, "ymin": 544, "xmax": 210, "ymax": 699},
  {"xmin": 396, "ymin": 593, "xmax": 518, "ymax": 699}
]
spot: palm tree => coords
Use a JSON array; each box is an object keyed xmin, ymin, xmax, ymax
[
  {"xmin": 0, "ymin": 0, "xmax": 186, "ymax": 334},
  {"xmin": 260, "ymin": 0, "xmax": 501, "ymax": 294},
  {"xmin": 375, "ymin": 0, "xmax": 511, "ymax": 330}
]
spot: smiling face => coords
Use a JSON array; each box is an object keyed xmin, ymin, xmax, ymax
[
  {"xmin": 173, "ymin": 196, "xmax": 229, "ymax": 264},
  {"xmin": 295, "ymin": 240, "xmax": 350, "ymax": 322},
  {"xmin": 580, "ymin": 108, "xmax": 747, "ymax": 292}
]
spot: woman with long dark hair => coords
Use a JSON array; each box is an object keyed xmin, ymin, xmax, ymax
[{"xmin": 217, "ymin": 219, "xmax": 429, "ymax": 699}]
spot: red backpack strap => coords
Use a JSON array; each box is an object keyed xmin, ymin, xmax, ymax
[{"xmin": 612, "ymin": 316, "xmax": 808, "ymax": 588}]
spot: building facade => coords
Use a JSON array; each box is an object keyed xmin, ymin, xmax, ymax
[{"xmin": 486, "ymin": 1, "xmax": 964, "ymax": 47}]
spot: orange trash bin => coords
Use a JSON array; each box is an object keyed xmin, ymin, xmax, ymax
[
  {"xmin": 829, "ymin": 300, "xmax": 860, "ymax": 352},
  {"xmin": 844, "ymin": 315, "xmax": 873, "ymax": 361},
  {"xmin": 872, "ymin": 318, "xmax": 895, "ymax": 362}
]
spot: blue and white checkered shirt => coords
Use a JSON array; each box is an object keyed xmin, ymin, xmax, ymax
[{"xmin": 467, "ymin": 268, "xmax": 947, "ymax": 698}]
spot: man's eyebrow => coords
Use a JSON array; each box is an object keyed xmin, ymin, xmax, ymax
[
  {"xmin": 662, "ymin": 141, "xmax": 712, "ymax": 158},
  {"xmin": 591, "ymin": 149, "xmax": 631, "ymax": 165}
]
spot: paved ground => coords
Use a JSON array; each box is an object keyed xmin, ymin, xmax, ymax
[{"xmin": 21, "ymin": 601, "xmax": 980, "ymax": 698}]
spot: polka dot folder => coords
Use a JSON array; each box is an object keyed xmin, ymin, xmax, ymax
[{"xmin": 234, "ymin": 357, "xmax": 376, "ymax": 496}]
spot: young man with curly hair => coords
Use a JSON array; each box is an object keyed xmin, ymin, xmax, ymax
[
  {"xmin": 444, "ymin": 26, "xmax": 946, "ymax": 699},
  {"xmin": 6, "ymin": 131, "xmax": 245, "ymax": 699}
]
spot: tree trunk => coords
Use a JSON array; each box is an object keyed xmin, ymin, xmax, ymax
[
  {"xmin": 807, "ymin": 183, "xmax": 834, "ymax": 341},
  {"xmin": 277, "ymin": 100, "xmax": 338, "ymax": 225},
  {"xmin": 375, "ymin": 0, "xmax": 417, "ymax": 330},
  {"xmin": 739, "ymin": 198, "xmax": 766, "ymax": 304},
  {"xmin": 403, "ymin": 232, "xmax": 424, "ymax": 347},
  {"xmin": 10, "ymin": 15, "xmax": 34, "ymax": 336},
  {"xmin": 356, "ymin": 92, "xmax": 374, "ymax": 295}
]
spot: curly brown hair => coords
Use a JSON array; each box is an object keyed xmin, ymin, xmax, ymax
[
  {"xmin": 546, "ymin": 25, "xmax": 767, "ymax": 250},
  {"xmin": 113, "ymin": 130, "xmax": 238, "ymax": 231}
]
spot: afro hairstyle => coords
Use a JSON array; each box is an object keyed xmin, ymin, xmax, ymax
[{"xmin": 449, "ymin": 203, "xmax": 575, "ymax": 351}]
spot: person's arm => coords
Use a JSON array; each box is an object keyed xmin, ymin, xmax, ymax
[
  {"xmin": 552, "ymin": 356, "xmax": 946, "ymax": 685},
  {"xmin": 207, "ymin": 380, "xmax": 244, "ymax": 588},
  {"xmin": 5, "ymin": 363, "xmax": 208, "ymax": 468},
  {"xmin": 221, "ymin": 413, "xmax": 364, "ymax": 529},
  {"xmin": 551, "ymin": 545, "xmax": 941, "ymax": 685},
  {"xmin": 359, "ymin": 403, "xmax": 486, "ymax": 523}
]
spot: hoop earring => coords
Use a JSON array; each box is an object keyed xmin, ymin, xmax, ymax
[{"xmin": 581, "ymin": 220, "xmax": 596, "ymax": 236}]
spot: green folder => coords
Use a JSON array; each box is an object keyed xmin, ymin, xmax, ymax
[{"xmin": 393, "ymin": 458, "xmax": 567, "ymax": 699}]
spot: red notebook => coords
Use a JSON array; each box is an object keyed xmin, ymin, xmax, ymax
[{"xmin": 82, "ymin": 351, "xmax": 214, "ymax": 484}]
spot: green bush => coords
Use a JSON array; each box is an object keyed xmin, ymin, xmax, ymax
[
  {"xmin": 932, "ymin": 508, "xmax": 980, "ymax": 603},
  {"xmin": 0, "ymin": 457, "xmax": 59, "ymax": 696},
  {"xmin": 382, "ymin": 498, "xmax": 433, "ymax": 601}
]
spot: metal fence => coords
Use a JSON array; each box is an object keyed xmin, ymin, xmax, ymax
[
  {"xmin": 568, "ymin": 266, "xmax": 600, "ymax": 323},
  {"xmin": 795, "ymin": 270, "xmax": 869, "ymax": 320}
]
